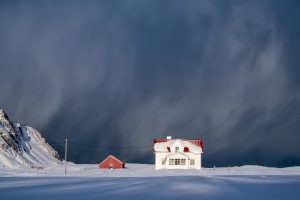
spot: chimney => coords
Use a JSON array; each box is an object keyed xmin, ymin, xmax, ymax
[{"xmin": 166, "ymin": 136, "xmax": 172, "ymax": 140}]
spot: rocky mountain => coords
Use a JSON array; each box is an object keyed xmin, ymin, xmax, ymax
[{"xmin": 0, "ymin": 109, "xmax": 61, "ymax": 169}]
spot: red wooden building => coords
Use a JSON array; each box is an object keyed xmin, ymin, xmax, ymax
[{"xmin": 99, "ymin": 155, "xmax": 125, "ymax": 169}]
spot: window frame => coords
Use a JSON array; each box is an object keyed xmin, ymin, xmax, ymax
[
  {"xmin": 180, "ymin": 159, "xmax": 186, "ymax": 165},
  {"xmin": 169, "ymin": 159, "xmax": 175, "ymax": 165},
  {"xmin": 190, "ymin": 159, "xmax": 195, "ymax": 166}
]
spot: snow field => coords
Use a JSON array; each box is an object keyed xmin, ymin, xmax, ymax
[{"xmin": 1, "ymin": 164, "xmax": 300, "ymax": 200}]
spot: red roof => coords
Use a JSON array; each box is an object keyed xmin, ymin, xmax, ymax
[
  {"xmin": 153, "ymin": 138, "xmax": 203, "ymax": 150},
  {"xmin": 99, "ymin": 155, "xmax": 124, "ymax": 169}
]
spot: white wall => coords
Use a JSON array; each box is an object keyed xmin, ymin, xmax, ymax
[
  {"xmin": 155, "ymin": 152, "xmax": 201, "ymax": 170},
  {"xmin": 154, "ymin": 139, "xmax": 202, "ymax": 170}
]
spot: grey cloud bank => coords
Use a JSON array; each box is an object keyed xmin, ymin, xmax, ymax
[{"xmin": 0, "ymin": 0, "xmax": 300, "ymax": 166}]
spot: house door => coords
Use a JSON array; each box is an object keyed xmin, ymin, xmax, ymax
[{"xmin": 108, "ymin": 163, "xmax": 113, "ymax": 169}]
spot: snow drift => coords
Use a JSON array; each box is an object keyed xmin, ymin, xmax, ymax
[{"xmin": 0, "ymin": 109, "xmax": 60, "ymax": 169}]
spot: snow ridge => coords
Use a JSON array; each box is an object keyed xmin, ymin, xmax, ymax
[{"xmin": 0, "ymin": 109, "xmax": 61, "ymax": 169}]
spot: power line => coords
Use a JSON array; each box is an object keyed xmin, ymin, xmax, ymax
[
  {"xmin": 38, "ymin": 138, "xmax": 154, "ymax": 164},
  {"xmin": 46, "ymin": 139, "xmax": 65, "ymax": 146},
  {"xmin": 68, "ymin": 141, "xmax": 152, "ymax": 149},
  {"xmin": 46, "ymin": 138, "xmax": 153, "ymax": 150}
]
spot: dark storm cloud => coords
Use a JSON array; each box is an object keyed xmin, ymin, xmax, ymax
[{"xmin": 0, "ymin": 0, "xmax": 300, "ymax": 166}]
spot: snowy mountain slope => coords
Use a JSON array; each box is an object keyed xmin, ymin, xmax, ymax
[{"xmin": 0, "ymin": 109, "xmax": 60, "ymax": 169}]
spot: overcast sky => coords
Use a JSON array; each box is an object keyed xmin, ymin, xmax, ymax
[{"xmin": 0, "ymin": 0, "xmax": 300, "ymax": 166}]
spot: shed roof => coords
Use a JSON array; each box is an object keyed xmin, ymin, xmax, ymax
[{"xmin": 99, "ymin": 155, "xmax": 124, "ymax": 165}]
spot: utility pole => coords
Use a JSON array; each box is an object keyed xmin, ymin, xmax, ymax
[{"xmin": 64, "ymin": 138, "xmax": 68, "ymax": 175}]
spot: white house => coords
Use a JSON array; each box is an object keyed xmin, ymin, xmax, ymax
[{"xmin": 153, "ymin": 136, "xmax": 203, "ymax": 170}]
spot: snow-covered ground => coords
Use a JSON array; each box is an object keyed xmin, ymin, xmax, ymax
[
  {"xmin": 1, "ymin": 163, "xmax": 300, "ymax": 177},
  {"xmin": 1, "ymin": 163, "xmax": 300, "ymax": 200}
]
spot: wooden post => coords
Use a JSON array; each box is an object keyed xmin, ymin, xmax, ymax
[{"xmin": 64, "ymin": 138, "xmax": 68, "ymax": 174}]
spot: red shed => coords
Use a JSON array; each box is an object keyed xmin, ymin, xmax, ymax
[{"xmin": 99, "ymin": 155, "xmax": 125, "ymax": 169}]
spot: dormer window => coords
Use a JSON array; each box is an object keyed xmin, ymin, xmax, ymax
[{"xmin": 175, "ymin": 146, "xmax": 179, "ymax": 152}]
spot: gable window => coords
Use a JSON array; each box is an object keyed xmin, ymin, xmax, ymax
[
  {"xmin": 175, "ymin": 146, "xmax": 179, "ymax": 152},
  {"xmin": 190, "ymin": 159, "xmax": 195, "ymax": 165},
  {"xmin": 175, "ymin": 159, "xmax": 180, "ymax": 165}
]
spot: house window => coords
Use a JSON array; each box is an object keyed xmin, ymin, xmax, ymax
[
  {"xmin": 190, "ymin": 159, "xmax": 195, "ymax": 165},
  {"xmin": 169, "ymin": 159, "xmax": 175, "ymax": 165},
  {"xmin": 175, "ymin": 147, "xmax": 179, "ymax": 152},
  {"xmin": 162, "ymin": 159, "xmax": 166, "ymax": 165},
  {"xmin": 180, "ymin": 159, "xmax": 186, "ymax": 165},
  {"xmin": 170, "ymin": 158, "xmax": 186, "ymax": 165}
]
